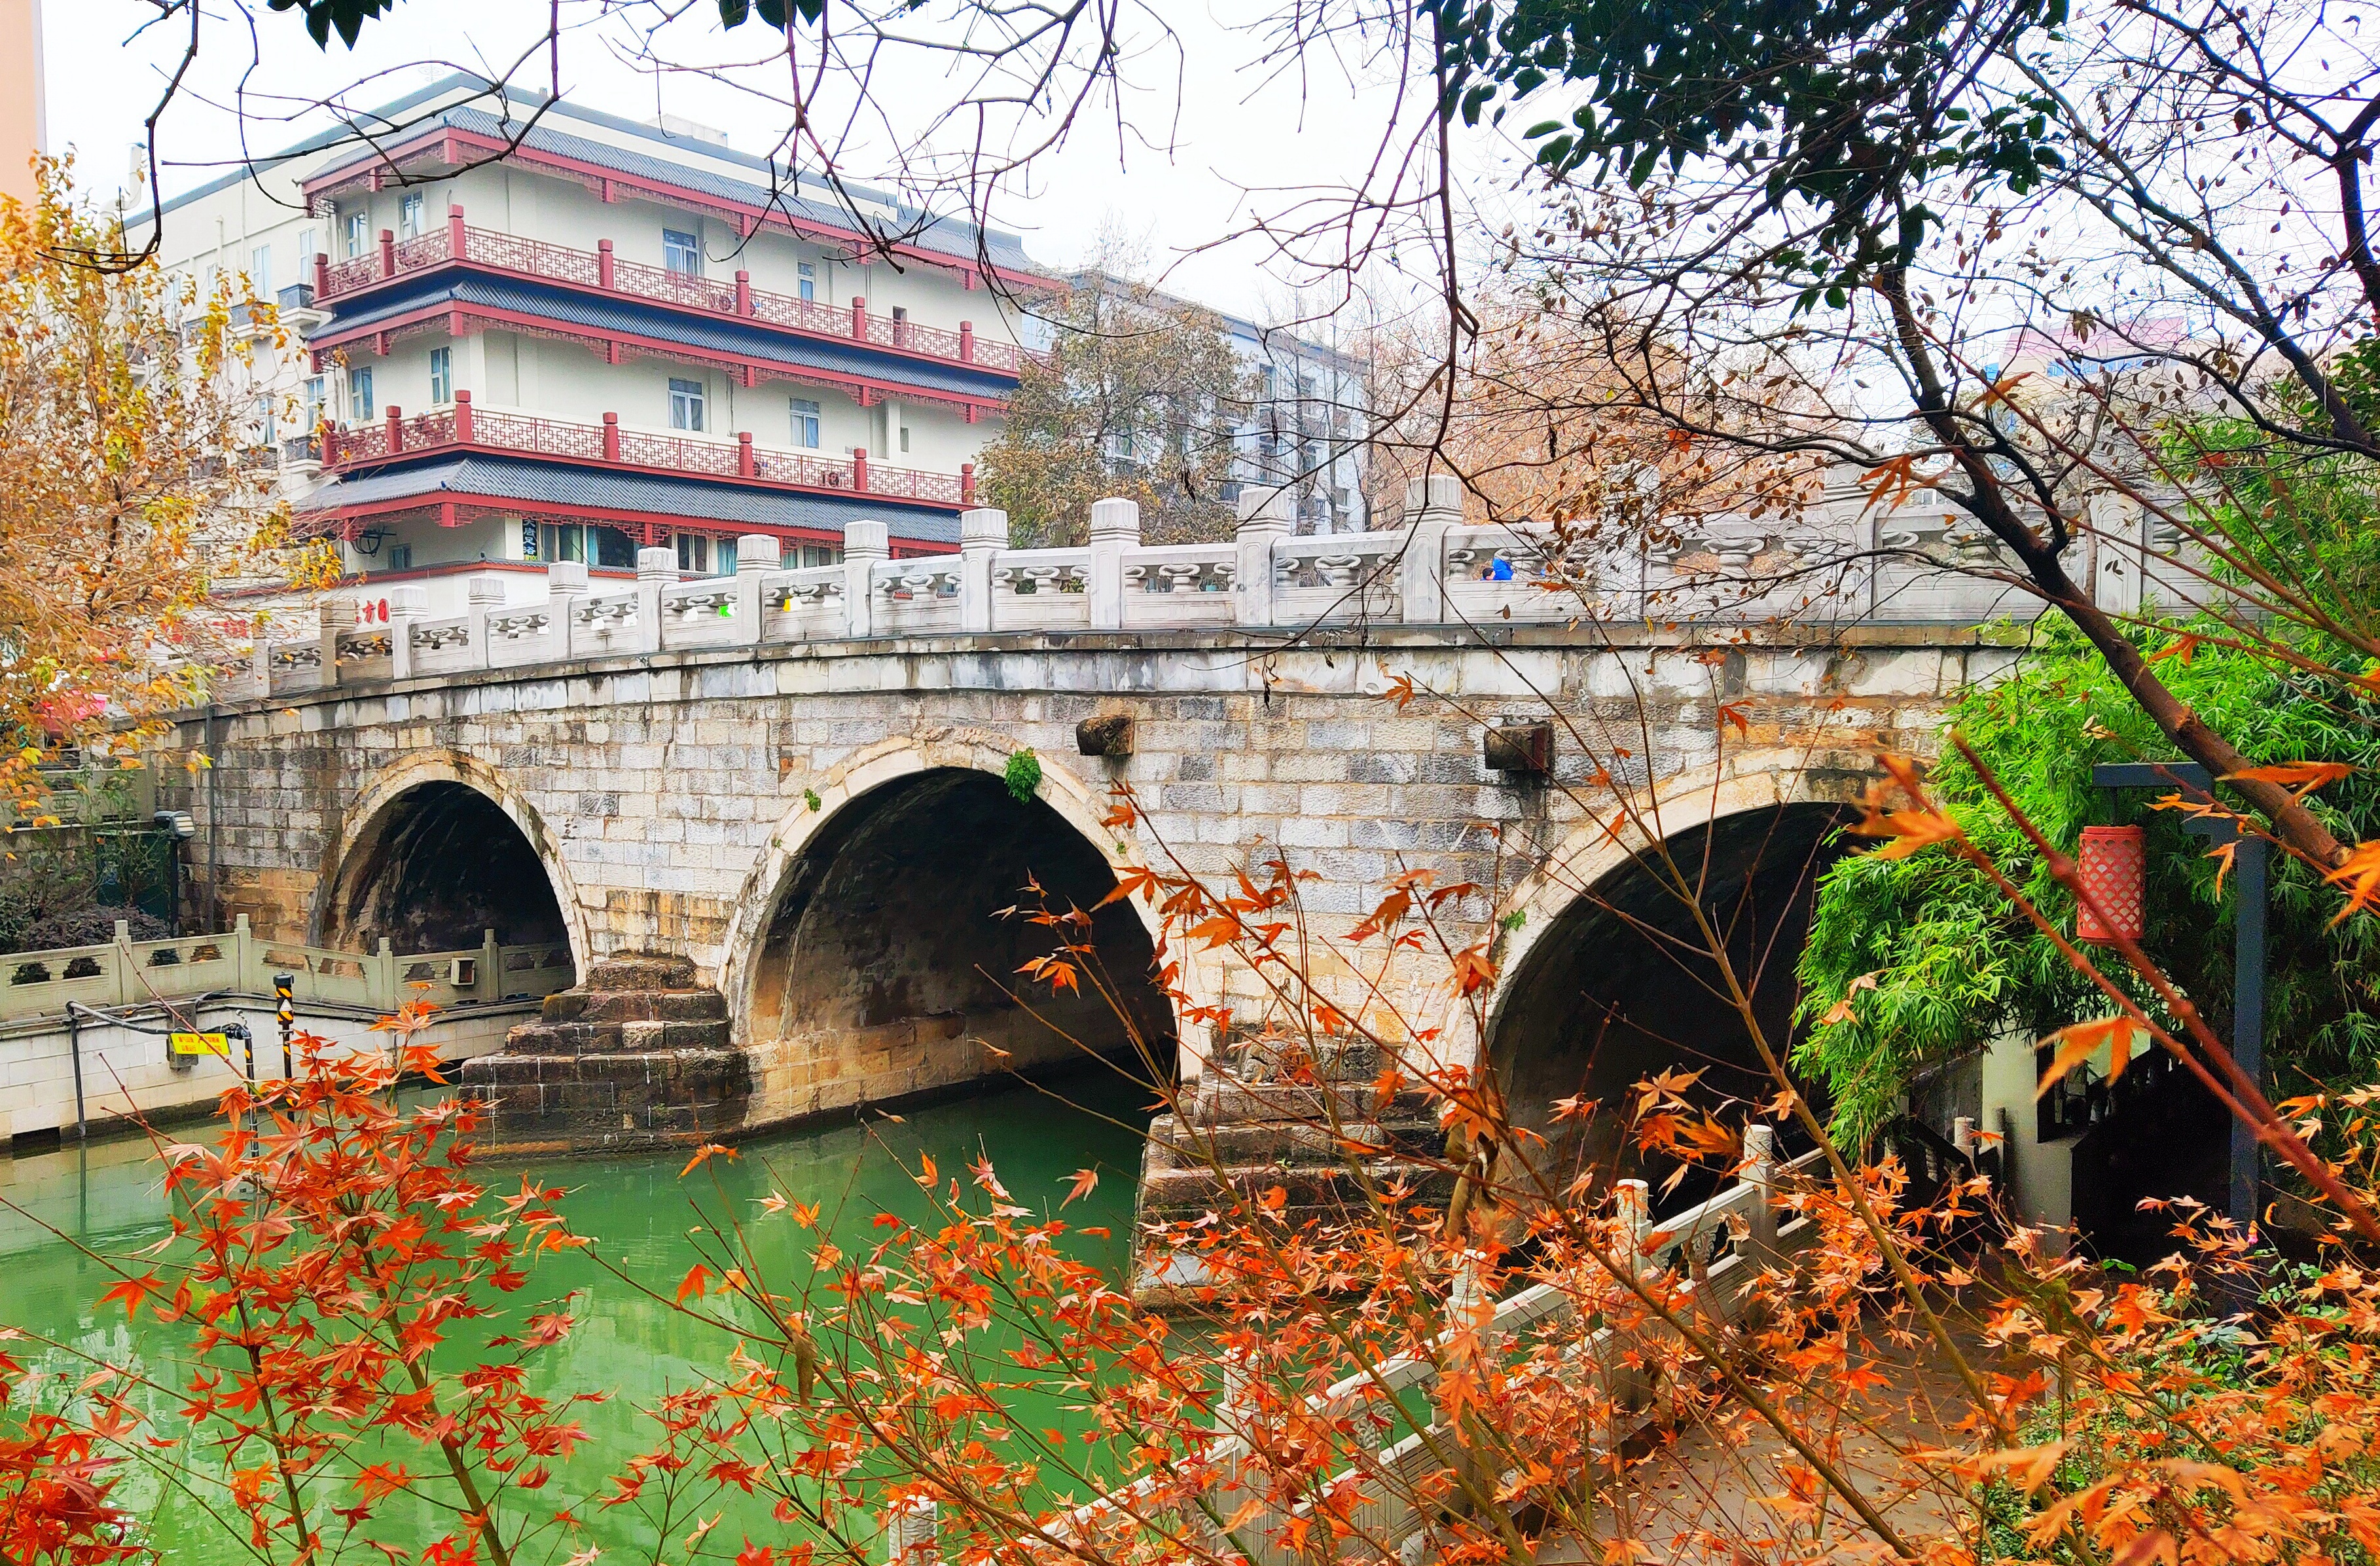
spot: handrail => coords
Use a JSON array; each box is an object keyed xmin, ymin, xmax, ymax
[
  {"xmin": 0, "ymin": 913, "xmax": 574, "ymax": 1024},
  {"xmin": 321, "ymin": 399, "xmax": 972, "ymax": 508},
  {"xmin": 312, "ymin": 219, "xmax": 1036, "ymax": 375}
]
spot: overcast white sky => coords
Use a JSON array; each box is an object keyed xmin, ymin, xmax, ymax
[{"xmin": 36, "ymin": 0, "xmax": 1523, "ymax": 326}]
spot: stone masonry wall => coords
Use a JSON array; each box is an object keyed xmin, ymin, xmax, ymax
[{"xmin": 165, "ymin": 624, "xmax": 2007, "ymax": 1118}]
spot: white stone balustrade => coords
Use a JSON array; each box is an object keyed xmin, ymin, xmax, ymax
[{"xmin": 213, "ymin": 477, "xmax": 2078, "ymax": 702}]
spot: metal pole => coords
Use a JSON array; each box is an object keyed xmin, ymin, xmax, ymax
[
  {"xmin": 65, "ymin": 1006, "xmax": 86, "ymax": 1141},
  {"xmin": 275, "ymin": 973, "xmax": 295, "ymax": 1079},
  {"xmin": 2229, "ymin": 837, "xmax": 2269, "ymax": 1226}
]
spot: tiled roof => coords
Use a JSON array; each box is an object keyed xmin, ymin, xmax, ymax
[
  {"xmin": 297, "ymin": 455, "xmax": 962, "ymax": 545},
  {"xmin": 320, "ymin": 103, "xmax": 1039, "ymax": 277},
  {"xmin": 326, "ymin": 275, "xmax": 1019, "ymax": 397}
]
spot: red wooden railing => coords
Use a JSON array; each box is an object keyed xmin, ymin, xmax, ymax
[
  {"xmin": 310, "ymin": 210, "xmax": 1032, "ymax": 375},
  {"xmin": 323, "ymin": 392, "xmax": 974, "ymax": 507}
]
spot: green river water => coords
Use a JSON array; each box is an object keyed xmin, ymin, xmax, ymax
[{"xmin": 0, "ymin": 1068, "xmax": 1154, "ymax": 1563}]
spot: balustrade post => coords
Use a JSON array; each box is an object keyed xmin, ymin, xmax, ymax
[
  {"xmin": 602, "ymin": 412, "xmax": 622, "ymax": 462},
  {"xmin": 635, "ymin": 546, "xmax": 673, "ymax": 654},
  {"xmin": 1234, "ymin": 486, "xmax": 1291, "ymax": 628},
  {"xmin": 316, "ymin": 601, "xmax": 346, "ymax": 689},
  {"xmin": 958, "ymin": 508, "xmax": 1005, "ymax": 634},
  {"xmin": 375, "ymin": 938, "xmax": 398, "ymax": 1016},
  {"xmin": 597, "ymin": 239, "xmax": 615, "ymax": 290},
  {"xmin": 853, "ymin": 446, "xmax": 869, "ymax": 493},
  {"xmin": 446, "ymin": 204, "xmax": 465, "ymax": 259},
  {"xmin": 480, "ymin": 928, "xmax": 501, "ymax": 1002},
  {"xmin": 884, "ymin": 1497, "xmax": 938, "ymax": 1566},
  {"xmin": 453, "ymin": 389, "xmax": 474, "ymax": 444},
  {"xmin": 465, "ymin": 575, "xmax": 506, "ymax": 672},
  {"xmin": 379, "ymin": 228, "xmax": 395, "ymax": 278},
  {"xmin": 737, "ymin": 431, "xmax": 756, "ymax": 479},
  {"xmin": 1615, "ymin": 1178, "xmax": 1652, "ymax": 1278},
  {"xmin": 736, "ymin": 534, "xmax": 781, "ymax": 646},
  {"xmin": 1953, "ymin": 1115, "xmax": 1975, "ymax": 1157},
  {"xmin": 312, "ymin": 251, "xmax": 329, "ymax": 297},
  {"xmin": 734, "ymin": 269, "xmax": 752, "ymax": 316},
  {"xmin": 1743, "ymin": 1124, "xmax": 1778, "ymax": 1266},
  {"xmin": 251, "ymin": 628, "xmax": 276, "ymax": 699},
  {"xmin": 322, "ymin": 424, "xmax": 339, "ymax": 465},
  {"xmin": 958, "ymin": 321, "xmax": 975, "ymax": 361},
  {"xmin": 386, "ymin": 586, "xmax": 425, "ymax": 680},
  {"xmin": 1399, "ymin": 473, "xmax": 1463, "ymax": 625},
  {"xmin": 545, "ymin": 560, "xmax": 588, "ymax": 663},
  {"xmin": 960, "ymin": 462, "xmax": 975, "ymax": 506},
  {"xmin": 385, "ymin": 405, "xmax": 403, "ymax": 455},
  {"xmin": 850, "ymin": 296, "xmax": 867, "ymax": 342},
  {"xmin": 842, "ymin": 519, "xmax": 888, "ymax": 638},
  {"xmin": 1087, "ymin": 496, "xmax": 1139, "ymax": 631}
]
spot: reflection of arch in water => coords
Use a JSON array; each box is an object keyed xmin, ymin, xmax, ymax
[
  {"xmin": 727, "ymin": 744, "xmax": 1177, "ymax": 1119},
  {"xmin": 1485, "ymin": 797, "xmax": 1850, "ymax": 1208},
  {"xmin": 317, "ymin": 756, "xmax": 581, "ymax": 966}
]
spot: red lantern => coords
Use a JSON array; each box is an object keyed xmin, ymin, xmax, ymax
[{"xmin": 2076, "ymin": 824, "xmax": 2147, "ymax": 943}]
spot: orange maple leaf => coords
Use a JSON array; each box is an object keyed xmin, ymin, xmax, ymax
[{"xmin": 1060, "ymin": 1167, "xmax": 1099, "ymax": 1206}]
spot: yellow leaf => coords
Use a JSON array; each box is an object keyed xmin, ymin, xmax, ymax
[
  {"xmin": 2222, "ymin": 760, "xmax": 2355, "ymax": 800},
  {"xmin": 1820, "ymin": 970, "xmax": 1881, "ymax": 1027},
  {"xmin": 2038, "ymin": 1018, "xmax": 2140, "ymax": 1099}
]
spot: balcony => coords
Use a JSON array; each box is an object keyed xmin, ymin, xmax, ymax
[
  {"xmin": 324, "ymin": 393, "xmax": 975, "ymax": 510},
  {"xmin": 314, "ymin": 214, "xmax": 1034, "ymax": 377}
]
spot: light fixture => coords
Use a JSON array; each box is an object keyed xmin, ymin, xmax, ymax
[{"xmin": 2076, "ymin": 824, "xmax": 2146, "ymax": 942}]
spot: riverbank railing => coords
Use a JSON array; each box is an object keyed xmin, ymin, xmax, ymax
[{"xmin": 0, "ymin": 913, "xmax": 575, "ymax": 1025}]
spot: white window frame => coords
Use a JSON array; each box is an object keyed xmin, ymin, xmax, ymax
[
  {"xmin": 428, "ymin": 345, "xmax": 452, "ymax": 406},
  {"xmin": 399, "ymin": 193, "xmax": 425, "ymax": 240},
  {"xmin": 663, "ymin": 228, "xmax": 703, "ymax": 276},
  {"xmin": 344, "ymin": 213, "xmax": 367, "ymax": 259},
  {"xmin": 348, "ymin": 367, "xmax": 374, "ymax": 422},
  {"xmin": 669, "ymin": 376, "xmax": 707, "ymax": 432},
  {"xmin": 797, "ymin": 262, "xmax": 816, "ymax": 301},
  {"xmin": 789, "ymin": 397, "xmax": 821, "ymax": 448},
  {"xmin": 249, "ymin": 244, "xmax": 272, "ymax": 298}
]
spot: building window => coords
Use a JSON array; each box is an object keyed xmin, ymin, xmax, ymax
[
  {"xmin": 891, "ymin": 304, "xmax": 909, "ymax": 346},
  {"xmin": 249, "ymin": 244, "xmax": 272, "ymax": 297},
  {"xmin": 715, "ymin": 537, "xmax": 738, "ymax": 574},
  {"xmin": 797, "ymin": 262, "xmax": 816, "ymax": 301},
  {"xmin": 800, "ymin": 544, "xmax": 838, "ymax": 567},
  {"xmin": 789, "ymin": 397, "xmax": 821, "ymax": 448},
  {"xmin": 348, "ymin": 367, "xmax": 374, "ymax": 422},
  {"xmin": 676, "ymin": 533, "xmax": 710, "ymax": 574},
  {"xmin": 898, "ymin": 424, "xmax": 911, "ymax": 454},
  {"xmin": 428, "ymin": 346, "xmax": 452, "ymax": 405},
  {"xmin": 1106, "ymin": 428, "xmax": 1134, "ymax": 465},
  {"xmin": 669, "ymin": 377, "xmax": 706, "ymax": 432},
  {"xmin": 386, "ymin": 542, "xmax": 413, "ymax": 571},
  {"xmin": 663, "ymin": 228, "xmax": 702, "ymax": 276},
  {"xmin": 593, "ymin": 526, "xmax": 636, "ymax": 568},
  {"xmin": 302, "ymin": 376, "xmax": 326, "ymax": 431},
  {"xmin": 344, "ymin": 212, "xmax": 367, "ymax": 259},
  {"xmin": 399, "ymin": 194, "xmax": 424, "ymax": 240},
  {"xmin": 297, "ymin": 228, "xmax": 316, "ymax": 269},
  {"xmin": 550, "ymin": 523, "xmax": 585, "ymax": 563}
]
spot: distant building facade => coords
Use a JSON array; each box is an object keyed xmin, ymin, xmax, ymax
[{"xmin": 134, "ymin": 77, "xmax": 1041, "ymax": 614}]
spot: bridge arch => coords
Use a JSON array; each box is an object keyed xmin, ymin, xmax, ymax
[
  {"xmin": 1476, "ymin": 756, "xmax": 1854, "ymax": 1204},
  {"xmin": 718, "ymin": 734, "xmax": 1184, "ymax": 1113},
  {"xmin": 316, "ymin": 752, "xmax": 588, "ymax": 972}
]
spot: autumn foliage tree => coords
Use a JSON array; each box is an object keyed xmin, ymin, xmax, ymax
[{"xmin": 0, "ymin": 160, "xmax": 324, "ymax": 810}]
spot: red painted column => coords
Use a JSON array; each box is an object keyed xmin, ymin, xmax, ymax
[
  {"xmin": 603, "ymin": 412, "xmax": 622, "ymax": 462},
  {"xmin": 322, "ymin": 426, "xmax": 339, "ymax": 465},
  {"xmin": 854, "ymin": 446, "xmax": 869, "ymax": 492},
  {"xmin": 851, "ymin": 297, "xmax": 867, "ymax": 342},
  {"xmin": 385, "ymin": 406, "xmax": 403, "ymax": 454},
  {"xmin": 959, "ymin": 321, "xmax": 974, "ymax": 362},
  {"xmin": 598, "ymin": 239, "xmax": 615, "ymax": 290},
  {"xmin": 313, "ymin": 251, "xmax": 329, "ymax": 297},
  {"xmin": 447, "ymin": 204, "xmax": 465, "ymax": 259},
  {"xmin": 735, "ymin": 270, "xmax": 752, "ymax": 316},
  {"xmin": 737, "ymin": 431, "xmax": 755, "ymax": 478},
  {"xmin": 379, "ymin": 228, "xmax": 396, "ymax": 279},
  {"xmin": 961, "ymin": 462, "xmax": 975, "ymax": 505},
  {"xmin": 454, "ymin": 390, "xmax": 474, "ymax": 444}
]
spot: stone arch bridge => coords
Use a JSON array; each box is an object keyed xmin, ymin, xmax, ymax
[{"xmin": 166, "ymin": 482, "xmax": 2061, "ymax": 1215}]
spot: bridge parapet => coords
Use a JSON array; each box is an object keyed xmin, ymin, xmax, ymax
[{"xmin": 207, "ymin": 474, "xmax": 2187, "ymax": 704}]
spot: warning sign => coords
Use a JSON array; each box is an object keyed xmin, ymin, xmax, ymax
[{"xmin": 170, "ymin": 1032, "xmax": 230, "ymax": 1057}]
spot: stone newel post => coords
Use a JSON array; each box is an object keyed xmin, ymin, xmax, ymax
[
  {"xmin": 1399, "ymin": 473, "xmax": 1464, "ymax": 625},
  {"xmin": 736, "ymin": 534, "xmax": 782, "ymax": 644},
  {"xmin": 843, "ymin": 518, "xmax": 889, "ymax": 638},
  {"xmin": 316, "ymin": 601, "xmax": 347, "ymax": 687},
  {"xmin": 544, "ymin": 559, "xmax": 588, "ymax": 663},
  {"xmin": 1234, "ymin": 486, "xmax": 1292, "ymax": 628},
  {"xmin": 635, "ymin": 546, "xmax": 674, "ymax": 654},
  {"xmin": 1087, "ymin": 496, "xmax": 1140, "ymax": 631},
  {"xmin": 386, "ymin": 586, "xmax": 426, "ymax": 680},
  {"xmin": 958, "ymin": 507, "xmax": 1007, "ymax": 634},
  {"xmin": 465, "ymin": 575, "xmax": 507, "ymax": 671}
]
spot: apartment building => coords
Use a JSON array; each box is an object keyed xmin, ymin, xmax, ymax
[
  {"xmin": 1061, "ymin": 269, "xmax": 1373, "ymax": 534},
  {"xmin": 134, "ymin": 77, "xmax": 1039, "ymax": 613}
]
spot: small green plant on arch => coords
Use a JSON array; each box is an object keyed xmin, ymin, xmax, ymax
[{"xmin": 1004, "ymin": 748, "xmax": 1043, "ymax": 804}]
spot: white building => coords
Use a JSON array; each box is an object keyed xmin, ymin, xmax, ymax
[{"xmin": 133, "ymin": 76, "xmax": 1041, "ymax": 614}]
